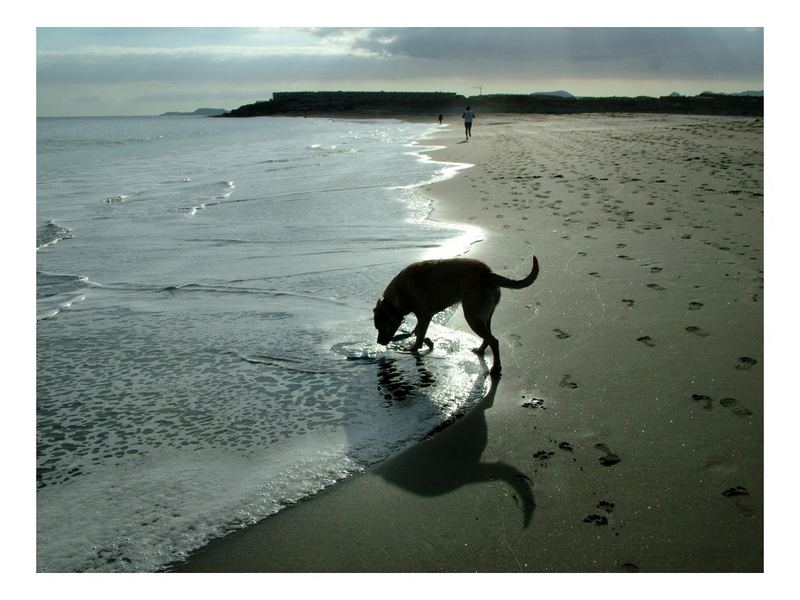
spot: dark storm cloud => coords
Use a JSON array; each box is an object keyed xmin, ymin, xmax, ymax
[{"xmin": 315, "ymin": 27, "xmax": 763, "ymax": 79}]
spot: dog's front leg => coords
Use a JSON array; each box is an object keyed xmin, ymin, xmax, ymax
[{"xmin": 412, "ymin": 314, "xmax": 435, "ymax": 351}]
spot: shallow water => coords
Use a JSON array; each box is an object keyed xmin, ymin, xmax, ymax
[{"xmin": 36, "ymin": 116, "xmax": 484, "ymax": 571}]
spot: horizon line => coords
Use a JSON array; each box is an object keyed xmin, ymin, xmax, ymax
[{"xmin": 37, "ymin": 89, "xmax": 765, "ymax": 119}]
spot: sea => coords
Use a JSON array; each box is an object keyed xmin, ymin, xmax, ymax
[{"xmin": 36, "ymin": 115, "xmax": 486, "ymax": 572}]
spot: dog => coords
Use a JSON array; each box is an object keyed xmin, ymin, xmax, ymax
[{"xmin": 374, "ymin": 256, "xmax": 539, "ymax": 377}]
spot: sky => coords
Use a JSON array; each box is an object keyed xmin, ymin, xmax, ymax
[{"xmin": 36, "ymin": 24, "xmax": 764, "ymax": 117}]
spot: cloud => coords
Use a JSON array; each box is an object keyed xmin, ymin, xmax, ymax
[
  {"xmin": 38, "ymin": 28, "xmax": 764, "ymax": 86},
  {"xmin": 315, "ymin": 27, "xmax": 763, "ymax": 79},
  {"xmin": 38, "ymin": 50, "xmax": 327, "ymax": 86},
  {"xmin": 131, "ymin": 89, "xmax": 245, "ymax": 104},
  {"xmin": 68, "ymin": 93, "xmax": 104, "ymax": 104}
]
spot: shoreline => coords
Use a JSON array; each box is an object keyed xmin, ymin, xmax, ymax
[
  {"xmin": 168, "ymin": 119, "xmax": 489, "ymax": 572},
  {"xmin": 173, "ymin": 113, "xmax": 763, "ymax": 573}
]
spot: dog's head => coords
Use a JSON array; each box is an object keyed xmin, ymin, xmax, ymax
[{"xmin": 373, "ymin": 297, "xmax": 403, "ymax": 345}]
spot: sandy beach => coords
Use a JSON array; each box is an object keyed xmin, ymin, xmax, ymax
[{"xmin": 173, "ymin": 113, "xmax": 763, "ymax": 573}]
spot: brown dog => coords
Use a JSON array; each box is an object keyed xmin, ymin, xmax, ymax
[{"xmin": 374, "ymin": 256, "xmax": 539, "ymax": 376}]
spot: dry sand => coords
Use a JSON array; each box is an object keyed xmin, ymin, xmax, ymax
[{"xmin": 174, "ymin": 113, "xmax": 763, "ymax": 573}]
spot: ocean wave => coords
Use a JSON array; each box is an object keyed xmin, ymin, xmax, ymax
[
  {"xmin": 233, "ymin": 351, "xmax": 337, "ymax": 374},
  {"xmin": 257, "ymin": 147, "xmax": 357, "ymax": 167},
  {"xmin": 37, "ymin": 221, "xmax": 74, "ymax": 250},
  {"xmin": 37, "ymin": 294, "xmax": 87, "ymax": 321},
  {"xmin": 178, "ymin": 180, "xmax": 235, "ymax": 216},
  {"xmin": 80, "ymin": 279, "xmax": 353, "ymax": 309},
  {"xmin": 36, "ymin": 271, "xmax": 95, "ymax": 320},
  {"xmin": 180, "ymin": 237, "xmax": 256, "ymax": 246}
]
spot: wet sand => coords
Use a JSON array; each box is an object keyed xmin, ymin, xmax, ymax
[{"xmin": 174, "ymin": 113, "xmax": 763, "ymax": 573}]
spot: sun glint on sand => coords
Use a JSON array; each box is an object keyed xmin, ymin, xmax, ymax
[{"xmin": 177, "ymin": 113, "xmax": 763, "ymax": 573}]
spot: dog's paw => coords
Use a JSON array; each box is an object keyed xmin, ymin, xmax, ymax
[
  {"xmin": 390, "ymin": 332, "xmax": 414, "ymax": 343},
  {"xmin": 408, "ymin": 340, "xmax": 434, "ymax": 353}
]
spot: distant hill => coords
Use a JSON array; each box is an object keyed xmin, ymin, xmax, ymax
[
  {"xmin": 700, "ymin": 90, "xmax": 763, "ymax": 97},
  {"xmin": 531, "ymin": 90, "xmax": 576, "ymax": 99},
  {"xmin": 221, "ymin": 91, "xmax": 762, "ymax": 118},
  {"xmin": 160, "ymin": 108, "xmax": 228, "ymax": 117}
]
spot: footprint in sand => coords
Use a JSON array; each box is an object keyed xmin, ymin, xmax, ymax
[
  {"xmin": 589, "ymin": 272, "xmax": 601, "ymax": 278},
  {"xmin": 685, "ymin": 326, "xmax": 710, "ymax": 337},
  {"xmin": 649, "ymin": 266, "xmax": 663, "ymax": 274},
  {"xmin": 735, "ymin": 356, "xmax": 758, "ymax": 371},
  {"xmin": 508, "ymin": 333, "xmax": 523, "ymax": 349},
  {"xmin": 558, "ymin": 441, "xmax": 573, "ymax": 452},
  {"xmin": 521, "ymin": 397, "xmax": 545, "ymax": 410},
  {"xmin": 719, "ymin": 397, "xmax": 754, "ymax": 417},
  {"xmin": 723, "ymin": 486, "xmax": 748, "ymax": 497},
  {"xmin": 691, "ymin": 393, "xmax": 714, "ymax": 410},
  {"xmin": 595, "ymin": 443, "xmax": 621, "ymax": 466},
  {"xmin": 533, "ymin": 450, "xmax": 556, "ymax": 461},
  {"xmin": 620, "ymin": 563, "xmax": 640, "ymax": 573},
  {"xmin": 597, "ymin": 500, "xmax": 615, "ymax": 513},
  {"xmin": 622, "ymin": 299, "xmax": 635, "ymax": 308},
  {"xmin": 637, "ymin": 336, "xmax": 656, "ymax": 347},
  {"xmin": 689, "ymin": 301, "xmax": 704, "ymax": 311},
  {"xmin": 647, "ymin": 283, "xmax": 666, "ymax": 291},
  {"xmin": 583, "ymin": 514, "xmax": 609, "ymax": 526},
  {"xmin": 722, "ymin": 486, "xmax": 756, "ymax": 517},
  {"xmin": 553, "ymin": 328, "xmax": 571, "ymax": 339},
  {"xmin": 559, "ymin": 374, "xmax": 578, "ymax": 389}
]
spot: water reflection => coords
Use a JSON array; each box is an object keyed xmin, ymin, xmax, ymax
[
  {"xmin": 376, "ymin": 364, "xmax": 535, "ymax": 527},
  {"xmin": 376, "ymin": 351, "xmax": 435, "ymax": 405}
]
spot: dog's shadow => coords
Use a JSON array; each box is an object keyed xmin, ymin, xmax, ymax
[{"xmin": 374, "ymin": 362, "xmax": 535, "ymax": 528}]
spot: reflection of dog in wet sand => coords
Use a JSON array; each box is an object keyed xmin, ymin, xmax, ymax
[{"xmin": 374, "ymin": 256, "xmax": 539, "ymax": 377}]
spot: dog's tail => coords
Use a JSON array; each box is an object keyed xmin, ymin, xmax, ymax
[{"xmin": 490, "ymin": 256, "xmax": 539, "ymax": 289}]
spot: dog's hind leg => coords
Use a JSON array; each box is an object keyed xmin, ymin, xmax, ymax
[
  {"xmin": 463, "ymin": 300, "xmax": 502, "ymax": 376},
  {"xmin": 472, "ymin": 329, "xmax": 501, "ymax": 376},
  {"xmin": 480, "ymin": 332, "xmax": 501, "ymax": 376}
]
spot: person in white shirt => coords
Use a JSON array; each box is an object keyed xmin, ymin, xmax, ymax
[{"xmin": 462, "ymin": 106, "xmax": 475, "ymax": 141}]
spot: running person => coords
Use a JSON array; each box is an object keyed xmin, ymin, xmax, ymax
[{"xmin": 462, "ymin": 106, "xmax": 475, "ymax": 141}]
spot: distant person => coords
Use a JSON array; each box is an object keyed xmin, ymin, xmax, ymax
[
  {"xmin": 462, "ymin": 106, "xmax": 475, "ymax": 141},
  {"xmin": 438, "ymin": 113, "xmax": 443, "ymax": 125}
]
